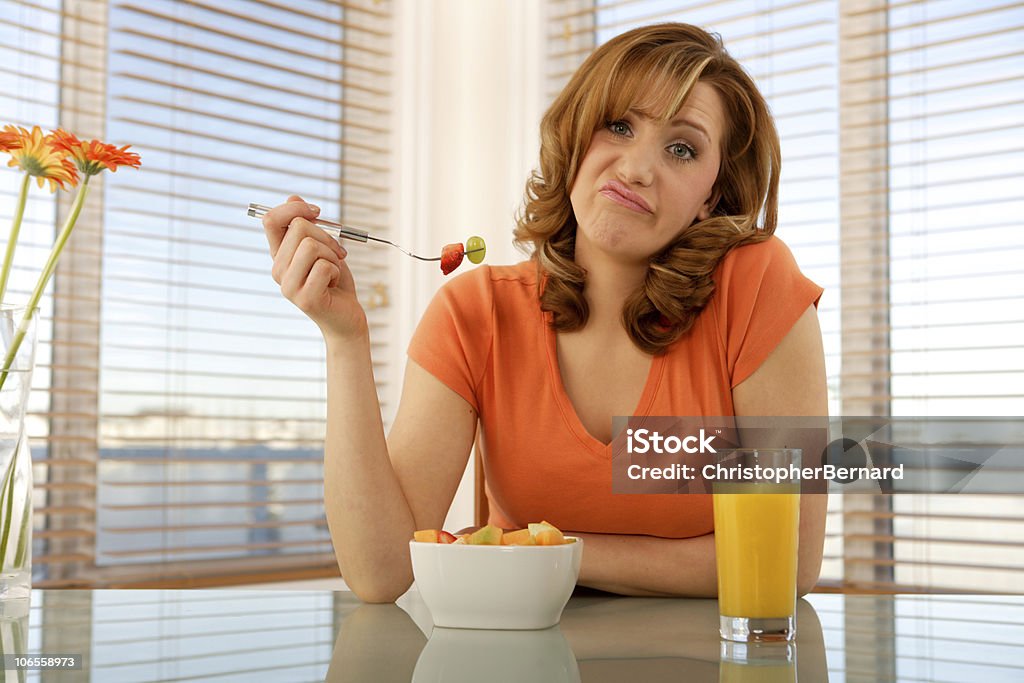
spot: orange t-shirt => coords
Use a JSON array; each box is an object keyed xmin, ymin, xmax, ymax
[{"xmin": 407, "ymin": 236, "xmax": 823, "ymax": 538}]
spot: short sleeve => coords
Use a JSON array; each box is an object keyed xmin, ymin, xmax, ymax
[
  {"xmin": 711, "ymin": 236, "xmax": 824, "ymax": 388},
  {"xmin": 407, "ymin": 267, "xmax": 494, "ymax": 413}
]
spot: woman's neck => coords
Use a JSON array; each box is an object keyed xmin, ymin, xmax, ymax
[{"xmin": 573, "ymin": 241, "xmax": 647, "ymax": 332}]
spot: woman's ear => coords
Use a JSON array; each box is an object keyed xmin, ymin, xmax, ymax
[{"xmin": 698, "ymin": 188, "xmax": 720, "ymax": 221}]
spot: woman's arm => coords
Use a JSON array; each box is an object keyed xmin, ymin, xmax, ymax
[
  {"xmin": 574, "ymin": 531, "xmax": 717, "ymax": 597},
  {"xmin": 325, "ymin": 356, "xmax": 478, "ymax": 603},
  {"xmin": 261, "ymin": 197, "xmax": 479, "ymax": 604},
  {"xmin": 573, "ymin": 305, "xmax": 829, "ymax": 597},
  {"xmin": 731, "ymin": 304, "xmax": 828, "ymax": 594}
]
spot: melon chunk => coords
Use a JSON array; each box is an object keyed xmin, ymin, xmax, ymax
[
  {"xmin": 501, "ymin": 528, "xmax": 535, "ymax": 545},
  {"xmin": 467, "ymin": 524, "xmax": 503, "ymax": 545},
  {"xmin": 528, "ymin": 521, "xmax": 567, "ymax": 545},
  {"xmin": 413, "ymin": 529, "xmax": 457, "ymax": 543}
]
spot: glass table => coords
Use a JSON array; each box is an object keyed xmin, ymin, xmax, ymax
[{"xmin": 1, "ymin": 587, "xmax": 1022, "ymax": 681}]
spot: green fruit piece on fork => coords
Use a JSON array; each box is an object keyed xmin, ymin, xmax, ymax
[{"xmin": 466, "ymin": 236, "xmax": 486, "ymax": 264}]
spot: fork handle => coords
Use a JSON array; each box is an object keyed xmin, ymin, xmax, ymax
[{"xmin": 247, "ymin": 203, "xmax": 369, "ymax": 243}]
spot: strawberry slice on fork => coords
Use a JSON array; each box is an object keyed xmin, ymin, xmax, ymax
[{"xmin": 440, "ymin": 243, "xmax": 465, "ymax": 275}]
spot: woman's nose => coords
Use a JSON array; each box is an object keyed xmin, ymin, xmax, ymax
[{"xmin": 616, "ymin": 145, "xmax": 655, "ymax": 186}]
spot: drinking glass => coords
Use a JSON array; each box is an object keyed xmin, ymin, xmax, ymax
[{"xmin": 713, "ymin": 448, "xmax": 801, "ymax": 642}]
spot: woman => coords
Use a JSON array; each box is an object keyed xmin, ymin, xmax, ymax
[{"xmin": 261, "ymin": 23, "xmax": 827, "ymax": 602}]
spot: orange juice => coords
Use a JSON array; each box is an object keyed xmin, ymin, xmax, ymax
[{"xmin": 713, "ymin": 483, "xmax": 800, "ymax": 619}]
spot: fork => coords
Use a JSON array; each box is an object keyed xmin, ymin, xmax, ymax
[{"xmin": 247, "ymin": 203, "xmax": 481, "ymax": 262}]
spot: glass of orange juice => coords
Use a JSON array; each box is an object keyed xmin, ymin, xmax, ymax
[{"xmin": 713, "ymin": 448, "xmax": 801, "ymax": 642}]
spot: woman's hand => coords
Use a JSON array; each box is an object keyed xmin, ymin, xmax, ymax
[{"xmin": 262, "ymin": 194, "xmax": 367, "ymax": 342}]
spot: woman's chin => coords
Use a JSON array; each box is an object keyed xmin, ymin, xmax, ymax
[{"xmin": 575, "ymin": 219, "xmax": 662, "ymax": 265}]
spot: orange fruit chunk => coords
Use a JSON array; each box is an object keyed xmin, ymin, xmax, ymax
[{"xmin": 502, "ymin": 528, "xmax": 535, "ymax": 545}]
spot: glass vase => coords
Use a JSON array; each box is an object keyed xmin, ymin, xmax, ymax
[
  {"xmin": 0, "ymin": 306, "xmax": 37, "ymax": 611},
  {"xmin": 0, "ymin": 606, "xmax": 30, "ymax": 683}
]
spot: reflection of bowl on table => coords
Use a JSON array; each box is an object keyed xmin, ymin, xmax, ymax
[
  {"xmin": 408, "ymin": 537, "xmax": 583, "ymax": 630},
  {"xmin": 412, "ymin": 624, "xmax": 581, "ymax": 683}
]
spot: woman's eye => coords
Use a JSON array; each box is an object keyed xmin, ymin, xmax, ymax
[
  {"xmin": 608, "ymin": 120, "xmax": 630, "ymax": 136},
  {"xmin": 669, "ymin": 143, "xmax": 696, "ymax": 160}
]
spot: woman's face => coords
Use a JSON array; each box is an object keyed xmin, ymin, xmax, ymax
[{"xmin": 569, "ymin": 81, "xmax": 725, "ymax": 264}]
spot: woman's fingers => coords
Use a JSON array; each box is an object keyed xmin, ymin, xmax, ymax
[
  {"xmin": 279, "ymin": 235, "xmax": 345, "ymax": 299},
  {"xmin": 298, "ymin": 260, "xmax": 344, "ymax": 308},
  {"xmin": 263, "ymin": 196, "xmax": 367, "ymax": 338},
  {"xmin": 262, "ymin": 195, "xmax": 321, "ymax": 257},
  {"xmin": 272, "ymin": 217, "xmax": 346, "ymax": 285}
]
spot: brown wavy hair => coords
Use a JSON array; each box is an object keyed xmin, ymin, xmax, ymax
[{"xmin": 513, "ymin": 23, "xmax": 780, "ymax": 354}]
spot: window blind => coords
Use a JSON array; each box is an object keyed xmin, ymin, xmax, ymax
[
  {"xmin": 3, "ymin": 0, "xmax": 396, "ymax": 588},
  {"xmin": 1, "ymin": 0, "xmax": 67, "ymax": 588},
  {"xmin": 548, "ymin": 0, "xmax": 1024, "ymax": 593},
  {"xmin": 841, "ymin": 0, "xmax": 1024, "ymax": 593},
  {"xmin": 547, "ymin": 0, "xmax": 847, "ymax": 586}
]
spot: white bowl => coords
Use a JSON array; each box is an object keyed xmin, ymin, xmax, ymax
[{"xmin": 409, "ymin": 538, "xmax": 583, "ymax": 630}]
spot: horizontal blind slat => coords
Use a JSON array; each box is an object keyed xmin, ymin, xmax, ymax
[
  {"xmin": 114, "ymin": 30, "xmax": 390, "ymax": 78},
  {"xmin": 109, "ymin": 186, "xmax": 390, "ymax": 227},
  {"xmin": 112, "ymin": 94, "xmax": 389, "ymax": 137},
  {"xmin": 845, "ymin": 2, "xmax": 1023, "ymax": 37},
  {"xmin": 113, "ymin": 70, "xmax": 389, "ymax": 119},
  {"xmin": 845, "ymin": 557, "xmax": 1024, "ymax": 573},
  {"xmin": 101, "ymin": 518, "xmax": 327, "ymax": 533},
  {"xmin": 0, "ymin": 15, "xmax": 104, "ymax": 48},
  {"xmin": 115, "ymin": 3, "xmax": 390, "ymax": 58},
  {"xmin": 101, "ymin": 498, "xmax": 324, "ymax": 510},
  {"xmin": 179, "ymin": 0, "xmax": 391, "ymax": 39},
  {"xmin": 101, "ymin": 478, "xmax": 324, "ymax": 487},
  {"xmin": 552, "ymin": 0, "xmax": 830, "ymax": 40},
  {"xmin": 843, "ymin": 25, "xmax": 1024, "ymax": 63},
  {"xmin": 846, "ymin": 534, "xmax": 1024, "ymax": 548},
  {"xmin": 109, "ymin": 117, "xmax": 376, "ymax": 168},
  {"xmin": 192, "ymin": 0, "xmax": 391, "ymax": 38}
]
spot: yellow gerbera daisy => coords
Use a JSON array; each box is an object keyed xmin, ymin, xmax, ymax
[{"xmin": 2, "ymin": 125, "xmax": 78, "ymax": 191}]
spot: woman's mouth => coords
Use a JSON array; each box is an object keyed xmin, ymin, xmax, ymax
[{"xmin": 598, "ymin": 181, "xmax": 653, "ymax": 214}]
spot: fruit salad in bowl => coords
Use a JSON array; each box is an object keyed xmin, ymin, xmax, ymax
[{"xmin": 409, "ymin": 522, "xmax": 583, "ymax": 630}]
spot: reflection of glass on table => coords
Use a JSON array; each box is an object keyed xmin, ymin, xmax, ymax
[
  {"xmin": 719, "ymin": 641, "xmax": 797, "ymax": 683},
  {"xmin": 713, "ymin": 448, "xmax": 801, "ymax": 642}
]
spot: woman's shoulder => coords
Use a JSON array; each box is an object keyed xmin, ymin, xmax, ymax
[
  {"xmin": 486, "ymin": 259, "xmax": 539, "ymax": 286},
  {"xmin": 718, "ymin": 233, "xmax": 795, "ymax": 269},
  {"xmin": 704, "ymin": 234, "xmax": 823, "ymax": 387},
  {"xmin": 712, "ymin": 234, "xmax": 803, "ymax": 287},
  {"xmin": 708, "ymin": 232, "xmax": 822, "ymax": 320},
  {"xmin": 431, "ymin": 260, "xmax": 538, "ymax": 320},
  {"xmin": 441, "ymin": 260, "xmax": 537, "ymax": 300},
  {"xmin": 442, "ymin": 260, "xmax": 536, "ymax": 289}
]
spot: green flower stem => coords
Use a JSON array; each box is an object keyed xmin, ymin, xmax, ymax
[
  {"xmin": 13, "ymin": 470, "xmax": 31, "ymax": 568},
  {"xmin": 1, "ymin": 178, "xmax": 91, "ymax": 569},
  {"xmin": 0, "ymin": 177, "xmax": 90, "ymax": 391},
  {"xmin": 0, "ymin": 448, "xmax": 16, "ymax": 568},
  {"xmin": 0, "ymin": 173, "xmax": 31, "ymax": 302}
]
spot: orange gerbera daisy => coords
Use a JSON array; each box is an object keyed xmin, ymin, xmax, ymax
[
  {"xmin": 2, "ymin": 125, "xmax": 78, "ymax": 191},
  {"xmin": 0, "ymin": 125, "xmax": 22, "ymax": 153},
  {"xmin": 50, "ymin": 128, "xmax": 141, "ymax": 177}
]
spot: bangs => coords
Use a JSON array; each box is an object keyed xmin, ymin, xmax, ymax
[{"xmin": 601, "ymin": 50, "xmax": 713, "ymax": 126}]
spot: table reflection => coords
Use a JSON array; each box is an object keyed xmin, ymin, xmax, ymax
[
  {"xmin": 325, "ymin": 591, "xmax": 828, "ymax": 683},
  {"xmin": 1, "ymin": 590, "xmax": 1023, "ymax": 681}
]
